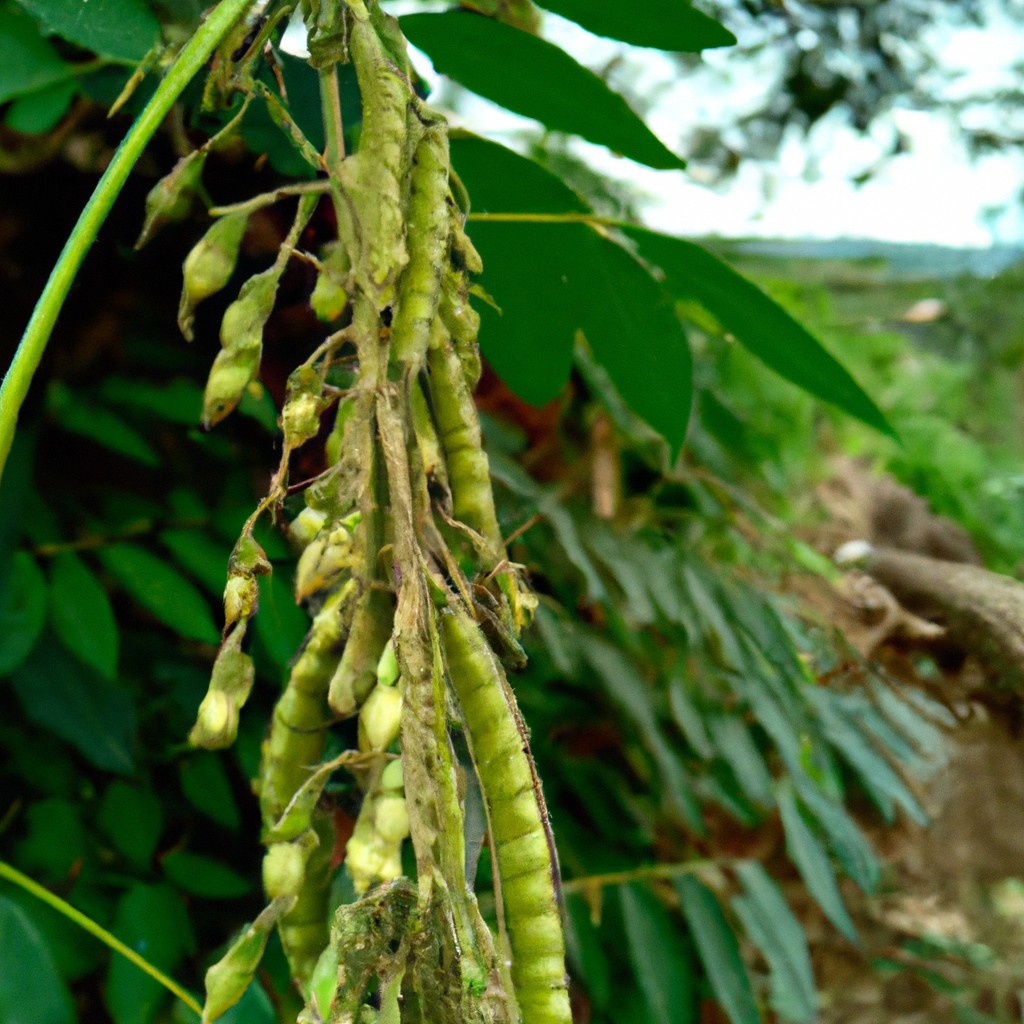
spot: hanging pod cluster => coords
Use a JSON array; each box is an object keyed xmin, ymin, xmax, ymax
[{"xmin": 180, "ymin": 1, "xmax": 570, "ymax": 1022}]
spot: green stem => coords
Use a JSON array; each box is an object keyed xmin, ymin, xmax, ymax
[
  {"xmin": 0, "ymin": 0, "xmax": 261, "ymax": 483},
  {"xmin": 0, "ymin": 860, "xmax": 203, "ymax": 1017}
]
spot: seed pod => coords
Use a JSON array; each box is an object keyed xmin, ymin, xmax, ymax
[
  {"xmin": 376, "ymin": 639, "xmax": 400, "ymax": 687},
  {"xmin": 136, "ymin": 149, "xmax": 207, "ymax": 248},
  {"xmin": 358, "ymin": 681, "xmax": 402, "ymax": 752},
  {"xmin": 201, "ymin": 896, "xmax": 295, "ymax": 1023},
  {"xmin": 328, "ymin": 587, "xmax": 394, "ymax": 717},
  {"xmin": 220, "ymin": 267, "xmax": 278, "ymax": 354},
  {"xmin": 262, "ymin": 829, "xmax": 318, "ymax": 899},
  {"xmin": 189, "ymin": 626, "xmax": 254, "ymax": 749},
  {"xmin": 374, "ymin": 794, "xmax": 409, "ymax": 845},
  {"xmin": 223, "ymin": 573, "xmax": 259, "ymax": 630},
  {"xmin": 230, "ymin": 534, "xmax": 272, "ymax": 577},
  {"xmin": 178, "ymin": 212, "xmax": 248, "ymax": 341},
  {"xmin": 289, "ymin": 506, "xmax": 328, "ymax": 548},
  {"xmin": 202, "ymin": 345, "xmax": 261, "ymax": 429},
  {"xmin": 310, "ymin": 241, "xmax": 351, "ymax": 323},
  {"xmin": 294, "ymin": 523, "xmax": 353, "ymax": 603},
  {"xmin": 282, "ymin": 365, "xmax": 327, "ymax": 451}
]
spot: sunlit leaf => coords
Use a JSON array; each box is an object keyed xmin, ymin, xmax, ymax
[
  {"xmin": 97, "ymin": 544, "xmax": 220, "ymax": 644},
  {"xmin": 17, "ymin": 0, "xmax": 160, "ymax": 61},
  {"xmin": 618, "ymin": 883, "xmax": 695, "ymax": 1024},
  {"xmin": 11, "ymin": 638, "xmax": 136, "ymax": 773},
  {"xmin": 403, "ymin": 12, "xmax": 686, "ymax": 170},
  {"xmin": 777, "ymin": 782, "xmax": 856, "ymax": 941},
  {"xmin": 731, "ymin": 861, "xmax": 817, "ymax": 1023},
  {"xmin": 535, "ymin": 0, "xmax": 735, "ymax": 50},
  {"xmin": 622, "ymin": 228, "xmax": 894, "ymax": 436},
  {"xmin": 48, "ymin": 552, "xmax": 119, "ymax": 680},
  {"xmin": 105, "ymin": 884, "xmax": 195, "ymax": 1024},
  {"xmin": 0, "ymin": 896, "xmax": 75, "ymax": 1024},
  {"xmin": 676, "ymin": 876, "xmax": 759, "ymax": 1024},
  {"xmin": 0, "ymin": 552, "xmax": 47, "ymax": 675}
]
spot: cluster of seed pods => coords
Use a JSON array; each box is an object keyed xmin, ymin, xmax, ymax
[{"xmin": 181, "ymin": 2, "xmax": 571, "ymax": 1022}]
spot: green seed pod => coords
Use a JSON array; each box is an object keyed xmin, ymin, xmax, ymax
[
  {"xmin": 310, "ymin": 241, "xmax": 351, "ymax": 323},
  {"xmin": 380, "ymin": 757, "xmax": 403, "ymax": 792},
  {"xmin": 189, "ymin": 626, "xmax": 254, "ymax": 750},
  {"xmin": 376, "ymin": 639, "xmax": 400, "ymax": 687},
  {"xmin": 231, "ymin": 534, "xmax": 272, "ymax": 577},
  {"xmin": 328, "ymin": 587, "xmax": 394, "ymax": 717},
  {"xmin": 282, "ymin": 365, "xmax": 327, "ymax": 451},
  {"xmin": 373, "ymin": 794, "xmax": 409, "ymax": 845},
  {"xmin": 220, "ymin": 267, "xmax": 278, "ymax": 354},
  {"xmin": 294, "ymin": 524, "xmax": 352, "ymax": 603},
  {"xmin": 178, "ymin": 212, "xmax": 248, "ymax": 341},
  {"xmin": 136, "ymin": 149, "xmax": 207, "ymax": 248},
  {"xmin": 262, "ymin": 830, "xmax": 317, "ymax": 899},
  {"xmin": 290, "ymin": 506, "xmax": 328, "ymax": 548},
  {"xmin": 223, "ymin": 573, "xmax": 259, "ymax": 629},
  {"xmin": 201, "ymin": 896, "xmax": 295, "ymax": 1023},
  {"xmin": 358, "ymin": 681, "xmax": 402, "ymax": 752},
  {"xmin": 324, "ymin": 394, "xmax": 357, "ymax": 468},
  {"xmin": 202, "ymin": 345, "xmax": 261, "ymax": 429}
]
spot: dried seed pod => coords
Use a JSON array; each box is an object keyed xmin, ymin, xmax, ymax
[
  {"xmin": 328, "ymin": 587, "xmax": 394, "ymax": 717},
  {"xmin": 136, "ymin": 150, "xmax": 207, "ymax": 248},
  {"xmin": 223, "ymin": 573, "xmax": 259, "ymax": 629},
  {"xmin": 179, "ymin": 212, "xmax": 248, "ymax": 341},
  {"xmin": 294, "ymin": 523, "xmax": 353, "ymax": 603}
]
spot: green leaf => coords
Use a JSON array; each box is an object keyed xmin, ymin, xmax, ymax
[
  {"xmin": 105, "ymin": 884, "xmax": 195, "ymax": 1024},
  {"xmin": 17, "ymin": 0, "xmax": 160, "ymax": 61},
  {"xmin": 777, "ymin": 782, "xmax": 856, "ymax": 941},
  {"xmin": 180, "ymin": 752, "xmax": 241, "ymax": 829},
  {"xmin": 13, "ymin": 799, "xmax": 87, "ymax": 882},
  {"xmin": 0, "ymin": 552, "xmax": 47, "ymax": 675},
  {"xmin": 403, "ymin": 13, "xmax": 685, "ymax": 170},
  {"xmin": 452, "ymin": 139, "xmax": 691, "ymax": 449},
  {"xmin": 618, "ymin": 882, "xmax": 695, "ymax": 1024},
  {"xmin": 97, "ymin": 543, "xmax": 220, "ymax": 644},
  {"xmin": 731, "ymin": 861, "xmax": 817, "ymax": 1024},
  {"xmin": 0, "ymin": 6, "xmax": 71, "ymax": 103},
  {"xmin": 535, "ymin": 0, "xmax": 736, "ymax": 50},
  {"xmin": 48, "ymin": 384, "xmax": 161, "ymax": 466},
  {"xmin": 668, "ymin": 674, "xmax": 714, "ymax": 758},
  {"xmin": 160, "ymin": 529, "xmax": 230, "ymax": 597},
  {"xmin": 252, "ymin": 571, "xmax": 309, "ymax": 670},
  {"xmin": 0, "ymin": 895, "xmax": 75, "ymax": 1024},
  {"xmin": 706, "ymin": 714, "xmax": 774, "ymax": 808},
  {"xmin": 161, "ymin": 851, "xmax": 251, "ymax": 899},
  {"xmin": 676, "ymin": 876, "xmax": 759, "ymax": 1024},
  {"xmin": 48, "ymin": 552, "xmax": 119, "ymax": 680},
  {"xmin": 10, "ymin": 638, "xmax": 136, "ymax": 773},
  {"xmin": 4, "ymin": 78, "xmax": 77, "ymax": 134},
  {"xmin": 98, "ymin": 378, "xmax": 204, "ymax": 426},
  {"xmin": 621, "ymin": 228, "xmax": 894, "ymax": 437},
  {"xmin": 97, "ymin": 782, "xmax": 163, "ymax": 869},
  {"xmin": 792, "ymin": 779, "xmax": 879, "ymax": 893},
  {"xmin": 564, "ymin": 894, "xmax": 611, "ymax": 1011}
]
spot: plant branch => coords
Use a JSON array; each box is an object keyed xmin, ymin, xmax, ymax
[
  {"xmin": 0, "ymin": 0, "xmax": 263, "ymax": 484},
  {"xmin": 0, "ymin": 860, "xmax": 203, "ymax": 1017}
]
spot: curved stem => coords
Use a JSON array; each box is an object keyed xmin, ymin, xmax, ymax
[
  {"xmin": 0, "ymin": 0, "xmax": 261, "ymax": 483},
  {"xmin": 0, "ymin": 860, "xmax": 203, "ymax": 1017}
]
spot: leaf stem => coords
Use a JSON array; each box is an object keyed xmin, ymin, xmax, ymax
[
  {"xmin": 560, "ymin": 859, "xmax": 715, "ymax": 896},
  {"xmin": 0, "ymin": 860, "xmax": 203, "ymax": 1017},
  {"xmin": 0, "ymin": 0, "xmax": 262, "ymax": 484},
  {"xmin": 467, "ymin": 211, "xmax": 621, "ymax": 228}
]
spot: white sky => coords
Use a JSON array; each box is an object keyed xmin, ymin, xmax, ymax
[{"xmin": 382, "ymin": 2, "xmax": 1024, "ymax": 247}]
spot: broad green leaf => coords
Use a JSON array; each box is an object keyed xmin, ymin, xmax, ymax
[
  {"xmin": 13, "ymin": 799, "xmax": 87, "ymax": 882},
  {"xmin": 676, "ymin": 876, "xmax": 759, "ymax": 1024},
  {"xmin": 777, "ymin": 783, "xmax": 856, "ymax": 941},
  {"xmin": 0, "ymin": 896, "xmax": 75, "ymax": 1024},
  {"xmin": 0, "ymin": 7, "xmax": 71, "ymax": 103},
  {"xmin": 619, "ymin": 883, "xmax": 695, "ymax": 1024},
  {"xmin": 48, "ymin": 384, "xmax": 160, "ymax": 466},
  {"xmin": 731, "ymin": 862, "xmax": 817, "ymax": 1023},
  {"xmin": 706, "ymin": 714, "xmax": 774, "ymax": 808},
  {"xmin": 536, "ymin": 0, "xmax": 736, "ymax": 51},
  {"xmin": 180, "ymin": 752, "xmax": 242, "ymax": 829},
  {"xmin": 97, "ymin": 544, "xmax": 220, "ymax": 644},
  {"xmin": 622, "ymin": 228, "xmax": 894, "ymax": 437},
  {"xmin": 105, "ymin": 884, "xmax": 195, "ymax": 1024},
  {"xmin": 98, "ymin": 378, "xmax": 204, "ymax": 426},
  {"xmin": 11, "ymin": 638, "xmax": 136, "ymax": 773},
  {"xmin": 403, "ymin": 13, "xmax": 685, "ymax": 170},
  {"xmin": 792, "ymin": 779, "xmax": 879, "ymax": 893},
  {"xmin": 252, "ymin": 571, "xmax": 309, "ymax": 670},
  {"xmin": 564, "ymin": 894, "xmax": 611, "ymax": 1012},
  {"xmin": 668, "ymin": 674, "xmax": 714, "ymax": 758},
  {"xmin": 452, "ymin": 138, "xmax": 691, "ymax": 449},
  {"xmin": 161, "ymin": 851, "xmax": 251, "ymax": 899},
  {"xmin": 160, "ymin": 529, "xmax": 230, "ymax": 597},
  {"xmin": 811, "ymin": 691, "xmax": 927, "ymax": 825},
  {"xmin": 97, "ymin": 782, "xmax": 163, "ymax": 869},
  {"xmin": 4, "ymin": 78, "xmax": 77, "ymax": 134},
  {"xmin": 0, "ymin": 552, "xmax": 47, "ymax": 674},
  {"xmin": 216, "ymin": 979, "xmax": 278, "ymax": 1024},
  {"xmin": 48, "ymin": 552, "xmax": 119, "ymax": 680},
  {"xmin": 17, "ymin": 0, "xmax": 160, "ymax": 60}
]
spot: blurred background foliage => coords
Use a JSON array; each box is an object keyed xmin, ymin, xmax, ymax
[{"xmin": 3, "ymin": 1, "xmax": 1024, "ymax": 1023}]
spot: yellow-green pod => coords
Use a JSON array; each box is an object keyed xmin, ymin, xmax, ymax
[
  {"xmin": 189, "ymin": 625, "xmax": 254, "ymax": 750},
  {"xmin": 310, "ymin": 241, "xmax": 351, "ymax": 323},
  {"xmin": 136, "ymin": 149, "xmax": 207, "ymax": 248},
  {"xmin": 358, "ymin": 681, "xmax": 402, "ymax": 752},
  {"xmin": 179, "ymin": 212, "xmax": 248, "ymax": 341}
]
